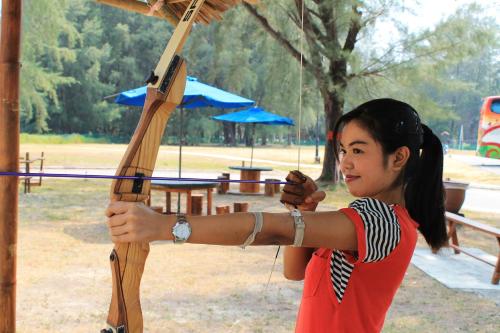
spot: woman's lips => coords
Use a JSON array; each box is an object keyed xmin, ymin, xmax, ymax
[{"xmin": 344, "ymin": 175, "xmax": 360, "ymax": 183}]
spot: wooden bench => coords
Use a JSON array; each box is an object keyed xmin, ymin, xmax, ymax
[
  {"xmin": 19, "ymin": 152, "xmax": 45, "ymax": 193},
  {"xmin": 445, "ymin": 211, "xmax": 500, "ymax": 284}
]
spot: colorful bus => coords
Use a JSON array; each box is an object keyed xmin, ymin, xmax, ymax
[{"xmin": 477, "ymin": 96, "xmax": 500, "ymax": 159}]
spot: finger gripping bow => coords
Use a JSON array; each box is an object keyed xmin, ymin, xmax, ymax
[{"xmin": 280, "ymin": 170, "xmax": 318, "ymax": 207}]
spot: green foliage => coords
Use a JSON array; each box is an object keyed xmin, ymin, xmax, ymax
[
  {"xmin": 343, "ymin": 1, "xmax": 499, "ymax": 142},
  {"xmin": 20, "ymin": 0, "xmax": 78, "ymax": 133},
  {"xmin": 18, "ymin": 0, "xmax": 499, "ymax": 150}
]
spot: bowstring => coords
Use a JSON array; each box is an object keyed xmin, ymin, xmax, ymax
[
  {"xmin": 266, "ymin": 0, "xmax": 305, "ymax": 291},
  {"xmin": 296, "ymin": 0, "xmax": 305, "ymax": 172}
]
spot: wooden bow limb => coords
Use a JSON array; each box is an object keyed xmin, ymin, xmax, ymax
[{"xmin": 102, "ymin": 1, "xmax": 204, "ymax": 332}]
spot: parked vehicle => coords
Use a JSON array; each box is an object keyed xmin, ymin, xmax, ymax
[{"xmin": 477, "ymin": 96, "xmax": 500, "ymax": 159}]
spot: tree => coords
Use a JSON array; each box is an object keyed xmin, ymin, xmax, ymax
[
  {"xmin": 20, "ymin": 0, "xmax": 77, "ymax": 133},
  {"xmin": 348, "ymin": 4, "xmax": 499, "ymax": 147},
  {"xmin": 243, "ymin": 0, "xmax": 497, "ymax": 182},
  {"xmin": 52, "ymin": 0, "xmax": 171, "ymax": 136}
]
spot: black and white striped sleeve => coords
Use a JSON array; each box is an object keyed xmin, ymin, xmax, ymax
[{"xmin": 348, "ymin": 198, "xmax": 401, "ymax": 263}]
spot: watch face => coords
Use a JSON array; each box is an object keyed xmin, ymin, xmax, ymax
[{"xmin": 173, "ymin": 223, "xmax": 191, "ymax": 240}]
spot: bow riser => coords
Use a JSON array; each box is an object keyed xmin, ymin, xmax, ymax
[
  {"xmin": 106, "ymin": 62, "xmax": 187, "ymax": 332},
  {"xmin": 111, "ymin": 62, "xmax": 187, "ymax": 202}
]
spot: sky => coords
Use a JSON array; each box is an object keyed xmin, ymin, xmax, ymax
[
  {"xmin": 368, "ymin": 0, "xmax": 499, "ymax": 52},
  {"xmin": 397, "ymin": 0, "xmax": 498, "ymax": 31},
  {"xmin": 0, "ymin": 1, "xmax": 496, "ymax": 24},
  {"xmin": 0, "ymin": 1, "xmax": 497, "ymax": 39}
]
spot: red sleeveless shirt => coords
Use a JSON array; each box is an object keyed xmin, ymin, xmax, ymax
[{"xmin": 295, "ymin": 200, "xmax": 419, "ymax": 333}]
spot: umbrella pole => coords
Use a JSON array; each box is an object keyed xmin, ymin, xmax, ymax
[
  {"xmin": 250, "ymin": 123, "xmax": 256, "ymax": 167},
  {"xmin": 177, "ymin": 107, "xmax": 184, "ymax": 213}
]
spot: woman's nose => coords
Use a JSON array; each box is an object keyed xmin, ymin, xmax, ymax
[{"xmin": 340, "ymin": 155, "xmax": 353, "ymax": 170}]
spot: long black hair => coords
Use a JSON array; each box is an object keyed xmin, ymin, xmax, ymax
[{"xmin": 332, "ymin": 98, "xmax": 447, "ymax": 250}]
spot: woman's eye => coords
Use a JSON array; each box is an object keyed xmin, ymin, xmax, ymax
[
  {"xmin": 353, "ymin": 148, "xmax": 363, "ymax": 154},
  {"xmin": 339, "ymin": 149, "xmax": 346, "ymax": 155}
]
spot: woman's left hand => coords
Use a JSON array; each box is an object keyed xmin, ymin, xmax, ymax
[
  {"xmin": 281, "ymin": 170, "xmax": 325, "ymax": 211},
  {"xmin": 105, "ymin": 201, "xmax": 167, "ymax": 243}
]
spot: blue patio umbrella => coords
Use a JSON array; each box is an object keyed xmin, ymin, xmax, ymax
[
  {"xmin": 113, "ymin": 77, "xmax": 254, "ymax": 210},
  {"xmin": 212, "ymin": 107, "xmax": 295, "ymax": 166},
  {"xmin": 114, "ymin": 76, "xmax": 254, "ymax": 109},
  {"xmin": 212, "ymin": 107, "xmax": 294, "ymax": 125}
]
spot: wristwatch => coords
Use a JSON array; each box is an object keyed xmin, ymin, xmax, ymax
[
  {"xmin": 291, "ymin": 209, "xmax": 305, "ymax": 247},
  {"xmin": 172, "ymin": 214, "xmax": 191, "ymax": 244}
]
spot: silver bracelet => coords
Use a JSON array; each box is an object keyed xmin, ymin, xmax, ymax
[
  {"xmin": 240, "ymin": 212, "xmax": 263, "ymax": 249},
  {"xmin": 291, "ymin": 209, "xmax": 305, "ymax": 247}
]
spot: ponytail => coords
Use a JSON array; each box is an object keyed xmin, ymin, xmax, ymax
[{"xmin": 405, "ymin": 124, "xmax": 447, "ymax": 251}]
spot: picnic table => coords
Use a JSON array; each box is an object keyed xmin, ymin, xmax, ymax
[
  {"xmin": 150, "ymin": 180, "xmax": 218, "ymax": 215},
  {"xmin": 228, "ymin": 166, "xmax": 273, "ymax": 194}
]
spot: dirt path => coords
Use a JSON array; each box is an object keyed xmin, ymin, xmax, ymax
[{"xmin": 15, "ymin": 182, "xmax": 499, "ymax": 332}]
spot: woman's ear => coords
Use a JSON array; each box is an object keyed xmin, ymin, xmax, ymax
[{"xmin": 391, "ymin": 146, "xmax": 410, "ymax": 171}]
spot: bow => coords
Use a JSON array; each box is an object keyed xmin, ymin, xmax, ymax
[{"xmin": 101, "ymin": 1, "xmax": 206, "ymax": 332}]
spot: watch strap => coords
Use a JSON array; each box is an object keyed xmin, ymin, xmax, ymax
[{"xmin": 291, "ymin": 209, "xmax": 305, "ymax": 247}]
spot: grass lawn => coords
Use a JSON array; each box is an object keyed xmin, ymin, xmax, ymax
[{"xmin": 20, "ymin": 144, "xmax": 500, "ymax": 185}]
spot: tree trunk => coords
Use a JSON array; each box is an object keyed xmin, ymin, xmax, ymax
[
  {"xmin": 244, "ymin": 124, "xmax": 252, "ymax": 147},
  {"xmin": 222, "ymin": 122, "xmax": 233, "ymax": 145},
  {"xmin": 318, "ymin": 90, "xmax": 344, "ymax": 183},
  {"xmin": 230, "ymin": 123, "xmax": 236, "ymax": 146}
]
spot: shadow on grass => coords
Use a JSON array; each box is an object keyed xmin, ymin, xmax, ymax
[{"xmin": 63, "ymin": 222, "xmax": 111, "ymax": 244}]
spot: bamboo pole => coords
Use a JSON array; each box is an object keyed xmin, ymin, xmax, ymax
[
  {"xmin": 0, "ymin": 0, "xmax": 22, "ymax": 332},
  {"xmin": 96, "ymin": 0, "xmax": 180, "ymax": 25},
  {"xmin": 95, "ymin": 0, "xmax": 258, "ymax": 24}
]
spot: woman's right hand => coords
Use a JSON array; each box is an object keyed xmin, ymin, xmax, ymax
[
  {"xmin": 105, "ymin": 201, "xmax": 168, "ymax": 243},
  {"xmin": 280, "ymin": 170, "xmax": 326, "ymax": 212}
]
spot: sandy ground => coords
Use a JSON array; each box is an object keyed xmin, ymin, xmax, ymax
[{"xmin": 15, "ymin": 183, "xmax": 500, "ymax": 332}]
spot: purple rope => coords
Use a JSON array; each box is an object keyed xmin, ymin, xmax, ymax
[{"xmin": 0, "ymin": 171, "xmax": 289, "ymax": 185}]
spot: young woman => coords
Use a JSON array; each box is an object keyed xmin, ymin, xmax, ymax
[{"xmin": 106, "ymin": 98, "xmax": 448, "ymax": 332}]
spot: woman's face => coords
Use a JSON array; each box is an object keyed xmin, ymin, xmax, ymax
[{"xmin": 339, "ymin": 121, "xmax": 403, "ymax": 202}]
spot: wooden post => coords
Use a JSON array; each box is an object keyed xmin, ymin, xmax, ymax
[
  {"xmin": 0, "ymin": 1, "xmax": 22, "ymax": 332},
  {"xmin": 22, "ymin": 152, "xmax": 29, "ymax": 194},
  {"xmin": 217, "ymin": 175, "xmax": 229, "ymax": 194},
  {"xmin": 494, "ymin": 237, "xmax": 500, "ymax": 285},
  {"xmin": 272, "ymin": 178, "xmax": 281, "ymax": 193},
  {"xmin": 264, "ymin": 179, "xmax": 275, "ymax": 197},
  {"xmin": 165, "ymin": 192, "xmax": 172, "ymax": 214},
  {"xmin": 239, "ymin": 170, "xmax": 260, "ymax": 193},
  {"xmin": 216, "ymin": 206, "xmax": 230, "ymax": 215},
  {"xmin": 234, "ymin": 202, "xmax": 249, "ymax": 213},
  {"xmin": 222, "ymin": 173, "xmax": 230, "ymax": 193},
  {"xmin": 25, "ymin": 152, "xmax": 30, "ymax": 193},
  {"xmin": 206, "ymin": 188, "xmax": 213, "ymax": 215},
  {"xmin": 191, "ymin": 194, "xmax": 204, "ymax": 215},
  {"xmin": 186, "ymin": 190, "xmax": 192, "ymax": 215},
  {"xmin": 448, "ymin": 220, "xmax": 460, "ymax": 254},
  {"xmin": 38, "ymin": 152, "xmax": 44, "ymax": 186}
]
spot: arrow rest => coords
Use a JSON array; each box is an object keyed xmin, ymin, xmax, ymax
[{"xmin": 145, "ymin": 71, "xmax": 159, "ymax": 85}]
